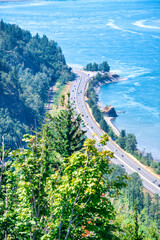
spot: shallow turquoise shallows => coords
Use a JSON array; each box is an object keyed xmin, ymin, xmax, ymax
[{"xmin": 0, "ymin": 0, "xmax": 160, "ymax": 160}]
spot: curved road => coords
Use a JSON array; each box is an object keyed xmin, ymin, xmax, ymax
[{"xmin": 70, "ymin": 68, "xmax": 160, "ymax": 196}]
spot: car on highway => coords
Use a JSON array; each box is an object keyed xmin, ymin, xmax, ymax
[{"xmin": 70, "ymin": 70, "xmax": 160, "ymax": 196}]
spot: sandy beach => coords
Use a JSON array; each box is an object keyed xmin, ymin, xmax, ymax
[{"xmin": 104, "ymin": 116, "xmax": 120, "ymax": 136}]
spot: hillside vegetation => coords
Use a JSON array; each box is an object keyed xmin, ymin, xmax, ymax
[
  {"xmin": 0, "ymin": 97, "xmax": 159, "ymax": 239},
  {"xmin": 0, "ymin": 20, "xmax": 74, "ymax": 149}
]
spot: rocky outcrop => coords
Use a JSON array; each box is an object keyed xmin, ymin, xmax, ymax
[{"xmin": 102, "ymin": 105, "xmax": 118, "ymax": 117}]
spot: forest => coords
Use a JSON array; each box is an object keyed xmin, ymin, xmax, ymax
[{"xmin": 0, "ymin": 20, "xmax": 74, "ymax": 150}]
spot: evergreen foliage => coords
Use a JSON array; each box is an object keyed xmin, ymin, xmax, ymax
[
  {"xmin": 0, "ymin": 20, "xmax": 74, "ymax": 149},
  {"xmin": 108, "ymin": 164, "xmax": 160, "ymax": 239},
  {"xmin": 84, "ymin": 61, "xmax": 110, "ymax": 72},
  {"xmin": 117, "ymin": 130, "xmax": 160, "ymax": 174},
  {"xmin": 45, "ymin": 94, "xmax": 86, "ymax": 157}
]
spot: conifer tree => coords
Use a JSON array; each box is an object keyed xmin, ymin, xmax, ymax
[
  {"xmin": 133, "ymin": 201, "xmax": 144, "ymax": 240},
  {"xmin": 144, "ymin": 192, "xmax": 152, "ymax": 216},
  {"xmin": 46, "ymin": 93, "xmax": 86, "ymax": 157}
]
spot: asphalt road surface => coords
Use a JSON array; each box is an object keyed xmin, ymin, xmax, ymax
[{"xmin": 69, "ymin": 68, "xmax": 160, "ymax": 196}]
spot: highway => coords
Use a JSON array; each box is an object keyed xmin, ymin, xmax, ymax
[{"xmin": 69, "ymin": 68, "xmax": 160, "ymax": 196}]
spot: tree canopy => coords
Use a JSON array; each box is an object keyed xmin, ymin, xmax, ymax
[
  {"xmin": 84, "ymin": 61, "xmax": 110, "ymax": 72},
  {"xmin": 0, "ymin": 20, "xmax": 74, "ymax": 149}
]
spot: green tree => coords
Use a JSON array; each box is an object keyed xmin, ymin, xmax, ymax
[
  {"xmin": 0, "ymin": 137, "xmax": 16, "ymax": 239},
  {"xmin": 43, "ymin": 134, "xmax": 127, "ymax": 239},
  {"xmin": 0, "ymin": 21, "xmax": 74, "ymax": 150},
  {"xmin": 150, "ymin": 194, "xmax": 160, "ymax": 227},
  {"xmin": 144, "ymin": 193, "xmax": 152, "ymax": 216},
  {"xmin": 92, "ymin": 62, "xmax": 99, "ymax": 71},
  {"xmin": 144, "ymin": 153, "xmax": 153, "ymax": 166},
  {"xmin": 99, "ymin": 118, "xmax": 109, "ymax": 133},
  {"xmin": 8, "ymin": 133, "xmax": 62, "ymax": 239},
  {"xmin": 125, "ymin": 133, "xmax": 137, "ymax": 154},
  {"xmin": 133, "ymin": 201, "xmax": 144, "ymax": 240},
  {"xmin": 91, "ymin": 105, "xmax": 102, "ymax": 123},
  {"xmin": 124, "ymin": 173, "xmax": 144, "ymax": 213},
  {"xmin": 116, "ymin": 136, "xmax": 126, "ymax": 149},
  {"xmin": 99, "ymin": 61, "xmax": 110, "ymax": 72},
  {"xmin": 84, "ymin": 63, "xmax": 93, "ymax": 71},
  {"xmin": 1, "ymin": 133, "xmax": 128, "ymax": 239},
  {"xmin": 120, "ymin": 129, "xmax": 126, "ymax": 138},
  {"xmin": 46, "ymin": 94, "xmax": 86, "ymax": 157}
]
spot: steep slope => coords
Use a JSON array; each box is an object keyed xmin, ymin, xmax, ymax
[{"xmin": 0, "ymin": 20, "xmax": 74, "ymax": 149}]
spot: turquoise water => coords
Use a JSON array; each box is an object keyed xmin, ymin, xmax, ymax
[{"xmin": 0, "ymin": 0, "xmax": 160, "ymax": 159}]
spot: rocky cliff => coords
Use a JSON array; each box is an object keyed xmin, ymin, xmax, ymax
[{"xmin": 102, "ymin": 105, "xmax": 118, "ymax": 117}]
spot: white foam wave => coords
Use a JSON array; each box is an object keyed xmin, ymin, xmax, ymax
[
  {"xmin": 134, "ymin": 82, "xmax": 140, "ymax": 86},
  {"xmin": 126, "ymin": 69, "xmax": 150, "ymax": 78},
  {"xmin": 151, "ymin": 35, "xmax": 160, "ymax": 39},
  {"xmin": 106, "ymin": 19, "xmax": 122, "ymax": 30},
  {"xmin": 127, "ymin": 87, "xmax": 135, "ymax": 93},
  {"xmin": 106, "ymin": 19, "xmax": 143, "ymax": 36},
  {"xmin": 133, "ymin": 20, "xmax": 160, "ymax": 30},
  {"xmin": 122, "ymin": 96, "xmax": 160, "ymax": 118},
  {"xmin": 0, "ymin": 1, "xmax": 48, "ymax": 9}
]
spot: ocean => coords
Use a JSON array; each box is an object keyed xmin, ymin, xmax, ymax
[{"xmin": 0, "ymin": 0, "xmax": 160, "ymax": 160}]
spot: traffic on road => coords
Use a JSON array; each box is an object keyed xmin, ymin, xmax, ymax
[{"xmin": 70, "ymin": 68, "xmax": 160, "ymax": 196}]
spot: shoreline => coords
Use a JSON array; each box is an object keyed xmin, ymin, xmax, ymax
[
  {"xmin": 84, "ymin": 70, "xmax": 127, "ymax": 136},
  {"xmin": 104, "ymin": 116, "xmax": 120, "ymax": 136},
  {"xmin": 97, "ymin": 101, "xmax": 120, "ymax": 136},
  {"xmin": 94, "ymin": 72, "xmax": 127, "ymax": 95},
  {"xmin": 86, "ymin": 70, "xmax": 160, "ymax": 162}
]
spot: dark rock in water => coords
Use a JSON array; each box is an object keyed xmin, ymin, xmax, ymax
[{"xmin": 102, "ymin": 105, "xmax": 118, "ymax": 117}]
